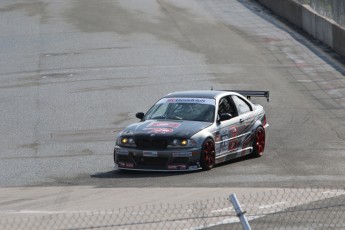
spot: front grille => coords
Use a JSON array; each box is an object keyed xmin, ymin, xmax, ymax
[
  {"xmin": 135, "ymin": 137, "xmax": 169, "ymax": 150},
  {"xmin": 117, "ymin": 155, "xmax": 131, "ymax": 162},
  {"xmin": 133, "ymin": 156, "xmax": 169, "ymax": 166},
  {"xmin": 173, "ymin": 157, "xmax": 189, "ymax": 164}
]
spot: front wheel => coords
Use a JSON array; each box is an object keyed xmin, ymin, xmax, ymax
[
  {"xmin": 200, "ymin": 138, "xmax": 215, "ymax": 170},
  {"xmin": 252, "ymin": 126, "xmax": 266, "ymax": 157}
]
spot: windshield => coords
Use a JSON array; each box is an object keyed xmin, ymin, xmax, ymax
[{"xmin": 144, "ymin": 98, "xmax": 215, "ymax": 122}]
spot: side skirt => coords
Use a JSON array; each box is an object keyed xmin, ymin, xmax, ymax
[
  {"xmin": 215, "ymin": 147, "xmax": 253, "ymax": 164},
  {"xmin": 115, "ymin": 166, "xmax": 201, "ymax": 172}
]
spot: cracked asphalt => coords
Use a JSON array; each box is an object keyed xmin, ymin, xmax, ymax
[{"xmin": 1, "ymin": 0, "xmax": 345, "ymax": 188}]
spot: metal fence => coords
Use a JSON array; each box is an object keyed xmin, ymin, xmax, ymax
[{"xmin": 1, "ymin": 188, "xmax": 345, "ymax": 229}]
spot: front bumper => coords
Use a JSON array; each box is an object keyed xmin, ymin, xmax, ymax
[{"xmin": 114, "ymin": 146, "xmax": 202, "ymax": 171}]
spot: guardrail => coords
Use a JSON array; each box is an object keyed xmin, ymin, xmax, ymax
[{"xmin": 1, "ymin": 188, "xmax": 345, "ymax": 229}]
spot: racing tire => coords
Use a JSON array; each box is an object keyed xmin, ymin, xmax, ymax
[
  {"xmin": 113, "ymin": 148, "xmax": 117, "ymax": 164},
  {"xmin": 252, "ymin": 126, "xmax": 265, "ymax": 157},
  {"xmin": 200, "ymin": 138, "xmax": 215, "ymax": 170}
]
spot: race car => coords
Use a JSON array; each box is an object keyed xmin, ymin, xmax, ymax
[{"xmin": 114, "ymin": 90, "xmax": 269, "ymax": 171}]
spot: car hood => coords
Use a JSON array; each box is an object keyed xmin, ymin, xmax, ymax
[{"xmin": 121, "ymin": 120, "xmax": 212, "ymax": 138}]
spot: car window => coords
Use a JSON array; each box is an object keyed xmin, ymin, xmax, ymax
[
  {"xmin": 168, "ymin": 103, "xmax": 215, "ymax": 122},
  {"xmin": 144, "ymin": 103, "xmax": 168, "ymax": 119},
  {"xmin": 218, "ymin": 96, "xmax": 237, "ymax": 117},
  {"xmin": 144, "ymin": 98, "xmax": 215, "ymax": 122},
  {"xmin": 232, "ymin": 96, "xmax": 251, "ymax": 114}
]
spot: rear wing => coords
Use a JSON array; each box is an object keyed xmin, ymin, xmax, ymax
[{"xmin": 224, "ymin": 90, "xmax": 270, "ymax": 102}]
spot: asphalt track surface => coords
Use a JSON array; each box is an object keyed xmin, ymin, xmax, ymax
[{"xmin": 1, "ymin": 0, "xmax": 345, "ymax": 189}]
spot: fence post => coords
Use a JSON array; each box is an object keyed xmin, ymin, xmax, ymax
[{"xmin": 230, "ymin": 193, "xmax": 251, "ymax": 230}]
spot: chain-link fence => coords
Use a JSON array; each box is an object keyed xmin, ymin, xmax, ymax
[{"xmin": 1, "ymin": 188, "xmax": 345, "ymax": 229}]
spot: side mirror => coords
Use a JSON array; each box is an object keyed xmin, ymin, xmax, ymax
[
  {"xmin": 135, "ymin": 112, "xmax": 144, "ymax": 120},
  {"xmin": 219, "ymin": 113, "xmax": 232, "ymax": 122}
]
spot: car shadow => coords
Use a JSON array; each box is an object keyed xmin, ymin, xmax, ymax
[
  {"xmin": 92, "ymin": 154, "xmax": 259, "ymax": 179},
  {"xmin": 91, "ymin": 168, "xmax": 199, "ymax": 179}
]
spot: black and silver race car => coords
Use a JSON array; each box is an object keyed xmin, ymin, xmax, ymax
[{"xmin": 114, "ymin": 90, "xmax": 269, "ymax": 171}]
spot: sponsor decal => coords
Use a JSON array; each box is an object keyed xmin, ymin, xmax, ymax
[
  {"xmin": 220, "ymin": 129, "xmax": 228, "ymax": 136},
  {"xmin": 167, "ymin": 98, "xmax": 207, "ymax": 104},
  {"xmin": 229, "ymin": 141, "xmax": 238, "ymax": 151},
  {"xmin": 126, "ymin": 163, "xmax": 134, "ymax": 168},
  {"xmin": 148, "ymin": 122, "xmax": 181, "ymax": 128},
  {"xmin": 188, "ymin": 165, "xmax": 198, "ymax": 170},
  {"xmin": 216, "ymin": 126, "xmax": 239, "ymax": 153},
  {"xmin": 220, "ymin": 128, "xmax": 229, "ymax": 152},
  {"xmin": 157, "ymin": 98, "xmax": 215, "ymax": 105},
  {"xmin": 214, "ymin": 130, "xmax": 221, "ymax": 142},
  {"xmin": 118, "ymin": 162, "xmax": 134, "ymax": 168},
  {"xmin": 229, "ymin": 126, "xmax": 238, "ymax": 151},
  {"xmin": 143, "ymin": 151, "xmax": 158, "ymax": 157},
  {"xmin": 230, "ymin": 127, "xmax": 237, "ymax": 136},
  {"xmin": 173, "ymin": 152, "xmax": 192, "ymax": 157},
  {"xmin": 144, "ymin": 127, "xmax": 174, "ymax": 134},
  {"xmin": 215, "ymin": 145, "xmax": 221, "ymax": 155},
  {"xmin": 144, "ymin": 121, "xmax": 180, "ymax": 134},
  {"xmin": 167, "ymin": 164, "xmax": 187, "ymax": 170}
]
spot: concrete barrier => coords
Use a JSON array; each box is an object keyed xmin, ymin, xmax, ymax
[
  {"xmin": 257, "ymin": 0, "xmax": 302, "ymax": 28},
  {"xmin": 256, "ymin": 0, "xmax": 345, "ymax": 58},
  {"xmin": 302, "ymin": 5, "xmax": 333, "ymax": 48},
  {"xmin": 283, "ymin": 0, "xmax": 303, "ymax": 29},
  {"xmin": 333, "ymin": 23, "xmax": 345, "ymax": 57}
]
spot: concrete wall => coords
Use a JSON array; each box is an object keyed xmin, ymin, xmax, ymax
[
  {"xmin": 258, "ymin": 0, "xmax": 303, "ymax": 28},
  {"xmin": 333, "ymin": 23, "xmax": 345, "ymax": 57},
  {"xmin": 302, "ymin": 5, "xmax": 333, "ymax": 48},
  {"xmin": 256, "ymin": 0, "xmax": 345, "ymax": 57}
]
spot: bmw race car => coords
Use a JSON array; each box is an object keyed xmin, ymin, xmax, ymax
[{"xmin": 114, "ymin": 90, "xmax": 269, "ymax": 171}]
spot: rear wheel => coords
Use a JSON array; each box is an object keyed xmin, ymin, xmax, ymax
[
  {"xmin": 252, "ymin": 126, "xmax": 265, "ymax": 157},
  {"xmin": 200, "ymin": 138, "xmax": 215, "ymax": 170}
]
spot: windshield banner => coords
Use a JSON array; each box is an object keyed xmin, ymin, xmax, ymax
[{"xmin": 157, "ymin": 98, "xmax": 215, "ymax": 105}]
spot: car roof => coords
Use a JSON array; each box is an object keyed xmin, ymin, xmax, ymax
[{"xmin": 163, "ymin": 90, "xmax": 232, "ymax": 99}]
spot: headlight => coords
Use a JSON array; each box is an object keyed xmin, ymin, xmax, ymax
[
  {"xmin": 171, "ymin": 139, "xmax": 196, "ymax": 148},
  {"xmin": 117, "ymin": 137, "xmax": 136, "ymax": 147},
  {"xmin": 121, "ymin": 138, "xmax": 129, "ymax": 144}
]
